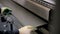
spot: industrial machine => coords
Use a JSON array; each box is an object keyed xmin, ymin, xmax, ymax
[
  {"xmin": 0, "ymin": 0, "xmax": 58, "ymax": 34},
  {"xmin": 11, "ymin": 0, "xmax": 55, "ymax": 34},
  {"xmin": 12, "ymin": 0, "xmax": 55, "ymax": 21}
]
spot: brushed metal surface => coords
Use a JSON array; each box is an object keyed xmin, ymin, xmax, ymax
[
  {"xmin": 0, "ymin": 0, "xmax": 46, "ymax": 27},
  {"xmin": 13, "ymin": 0, "xmax": 51, "ymax": 21}
]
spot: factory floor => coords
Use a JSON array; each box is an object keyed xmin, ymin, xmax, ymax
[{"xmin": 0, "ymin": 0, "xmax": 46, "ymax": 29}]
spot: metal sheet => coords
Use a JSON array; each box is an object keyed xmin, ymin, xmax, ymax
[
  {"xmin": 13, "ymin": 0, "xmax": 51, "ymax": 21},
  {"xmin": 0, "ymin": 0, "xmax": 47, "ymax": 28}
]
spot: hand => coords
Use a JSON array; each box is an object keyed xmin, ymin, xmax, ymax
[{"xmin": 18, "ymin": 25, "xmax": 37, "ymax": 34}]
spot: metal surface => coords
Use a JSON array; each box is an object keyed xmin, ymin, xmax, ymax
[
  {"xmin": 44, "ymin": 0, "xmax": 55, "ymax": 4},
  {"xmin": 13, "ymin": 0, "xmax": 51, "ymax": 21},
  {"xmin": 31, "ymin": 0, "xmax": 55, "ymax": 9},
  {"xmin": 0, "ymin": 0, "xmax": 46, "ymax": 28}
]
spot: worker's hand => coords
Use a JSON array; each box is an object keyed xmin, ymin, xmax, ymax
[{"xmin": 18, "ymin": 25, "xmax": 37, "ymax": 34}]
